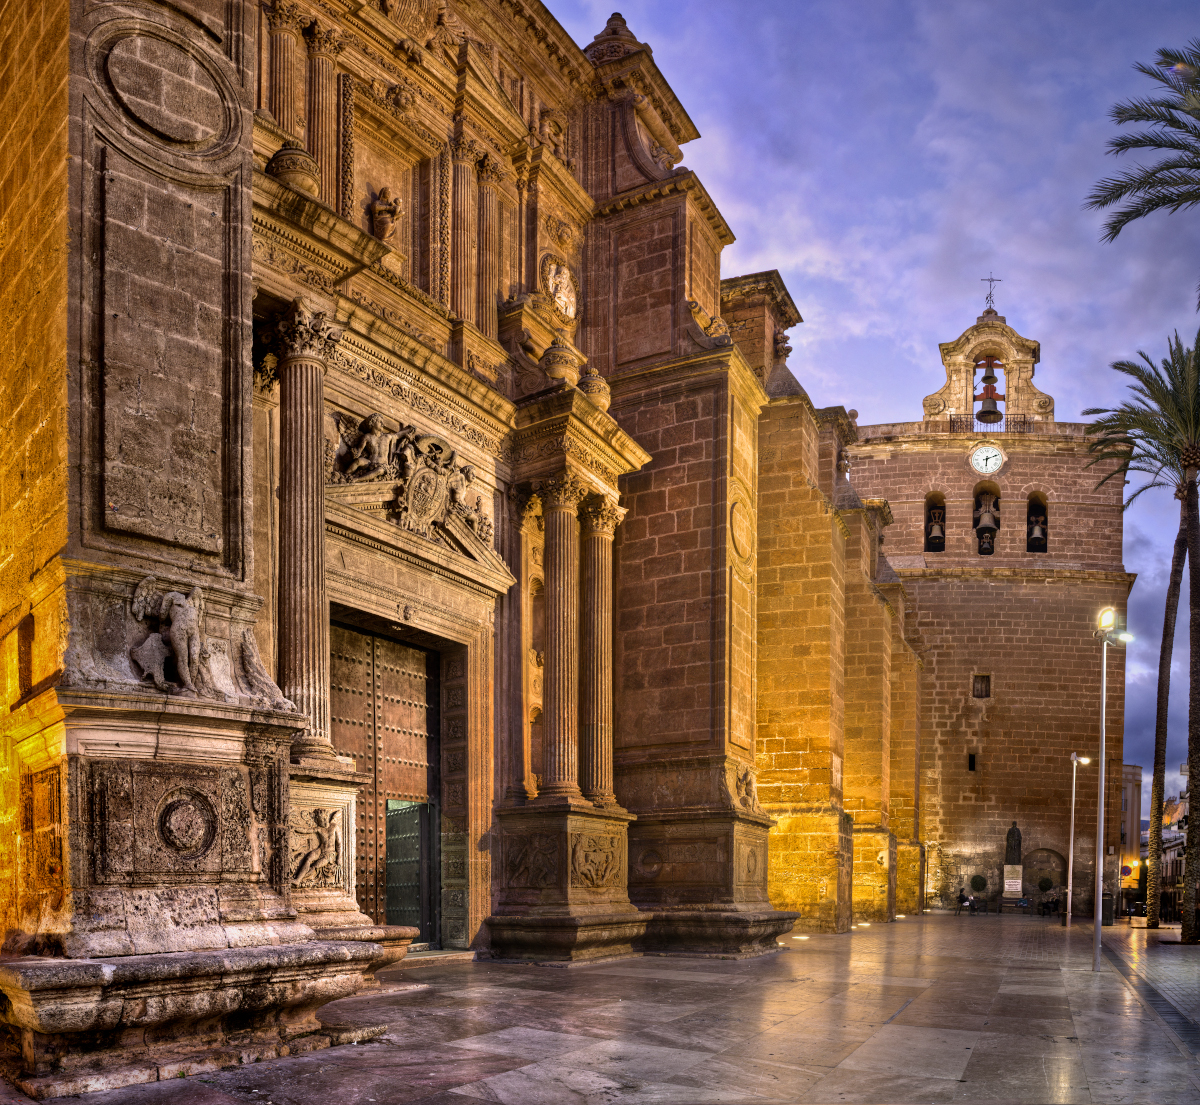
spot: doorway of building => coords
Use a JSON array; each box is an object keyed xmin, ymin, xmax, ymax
[{"xmin": 330, "ymin": 623, "xmax": 440, "ymax": 944}]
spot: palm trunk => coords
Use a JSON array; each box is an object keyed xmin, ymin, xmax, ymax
[
  {"xmin": 1148, "ymin": 499, "xmax": 1186, "ymax": 928},
  {"xmin": 1181, "ymin": 474, "xmax": 1200, "ymax": 943}
]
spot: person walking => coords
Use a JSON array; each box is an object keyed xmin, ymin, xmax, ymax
[{"xmin": 956, "ymin": 888, "xmax": 968, "ymax": 916}]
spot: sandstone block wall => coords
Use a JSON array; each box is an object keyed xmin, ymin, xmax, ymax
[{"xmin": 0, "ymin": 0, "xmax": 71, "ymax": 940}]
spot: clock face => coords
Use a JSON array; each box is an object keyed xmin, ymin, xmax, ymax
[{"xmin": 971, "ymin": 446, "xmax": 1004, "ymax": 474}]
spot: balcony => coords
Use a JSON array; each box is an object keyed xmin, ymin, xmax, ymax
[{"xmin": 947, "ymin": 414, "xmax": 1032, "ymax": 434}]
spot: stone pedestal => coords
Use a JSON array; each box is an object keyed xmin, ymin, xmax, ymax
[
  {"xmin": 999, "ymin": 864, "xmax": 1024, "ymax": 911},
  {"xmin": 489, "ymin": 803, "xmax": 644, "ymax": 962}
]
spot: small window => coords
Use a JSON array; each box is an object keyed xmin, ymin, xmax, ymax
[
  {"xmin": 972, "ymin": 674, "xmax": 991, "ymax": 698},
  {"xmin": 968, "ymin": 753, "xmax": 977, "ymax": 772},
  {"xmin": 16, "ymin": 613, "xmax": 34, "ymax": 699}
]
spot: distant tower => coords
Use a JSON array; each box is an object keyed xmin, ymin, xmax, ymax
[{"xmin": 846, "ymin": 306, "xmax": 1130, "ymax": 913}]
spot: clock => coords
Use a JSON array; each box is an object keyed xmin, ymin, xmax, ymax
[{"xmin": 970, "ymin": 445, "xmax": 1004, "ymax": 474}]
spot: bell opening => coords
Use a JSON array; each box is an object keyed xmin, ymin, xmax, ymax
[
  {"xmin": 973, "ymin": 487, "xmax": 1000, "ymax": 557},
  {"xmin": 924, "ymin": 495, "xmax": 946, "ymax": 553},
  {"xmin": 1027, "ymin": 495, "xmax": 1048, "ymax": 553}
]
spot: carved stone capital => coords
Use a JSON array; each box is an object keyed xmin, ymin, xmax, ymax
[
  {"xmin": 275, "ymin": 299, "xmax": 342, "ymax": 363},
  {"xmin": 580, "ymin": 495, "xmax": 625, "ymax": 537},
  {"xmin": 305, "ymin": 22, "xmax": 345, "ymax": 57},
  {"xmin": 450, "ymin": 136, "xmax": 483, "ymax": 164},
  {"xmin": 477, "ymin": 153, "xmax": 506, "ymax": 186},
  {"xmin": 265, "ymin": 0, "xmax": 304, "ymax": 35},
  {"xmin": 537, "ymin": 472, "xmax": 588, "ymax": 513}
]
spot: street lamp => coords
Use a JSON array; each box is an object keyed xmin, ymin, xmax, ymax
[
  {"xmin": 1066, "ymin": 751, "xmax": 1091, "ymax": 929},
  {"xmin": 1093, "ymin": 607, "xmax": 1133, "ymax": 971}
]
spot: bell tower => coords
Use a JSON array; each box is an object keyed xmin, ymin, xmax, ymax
[
  {"xmin": 845, "ymin": 306, "xmax": 1131, "ymax": 918},
  {"xmin": 921, "ymin": 308, "xmax": 1055, "ymax": 428}
]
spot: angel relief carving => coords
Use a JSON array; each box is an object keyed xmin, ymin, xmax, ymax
[{"xmin": 328, "ymin": 412, "xmax": 494, "ymax": 544}]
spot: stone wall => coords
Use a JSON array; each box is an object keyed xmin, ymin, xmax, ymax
[{"xmin": 0, "ymin": 0, "xmax": 70, "ymax": 942}]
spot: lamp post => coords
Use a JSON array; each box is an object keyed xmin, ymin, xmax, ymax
[
  {"xmin": 1066, "ymin": 752, "xmax": 1091, "ymax": 929},
  {"xmin": 1093, "ymin": 607, "xmax": 1133, "ymax": 972}
]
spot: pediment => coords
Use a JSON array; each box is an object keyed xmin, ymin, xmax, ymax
[{"xmin": 325, "ymin": 485, "xmax": 515, "ymax": 597}]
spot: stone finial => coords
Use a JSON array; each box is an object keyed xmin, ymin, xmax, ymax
[
  {"xmin": 265, "ymin": 139, "xmax": 320, "ymax": 198},
  {"xmin": 275, "ymin": 299, "xmax": 342, "ymax": 362},
  {"xmin": 577, "ymin": 363, "xmax": 611, "ymax": 413},
  {"xmin": 584, "ymin": 12, "xmax": 644, "ymax": 64},
  {"xmin": 539, "ymin": 332, "xmax": 581, "ymax": 389}
]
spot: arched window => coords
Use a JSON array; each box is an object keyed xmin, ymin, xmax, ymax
[
  {"xmin": 973, "ymin": 482, "xmax": 1000, "ymax": 556},
  {"xmin": 924, "ymin": 493, "xmax": 946, "ymax": 553},
  {"xmin": 1027, "ymin": 494, "xmax": 1048, "ymax": 553}
]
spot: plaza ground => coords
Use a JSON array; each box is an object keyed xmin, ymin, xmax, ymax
[{"xmin": 40, "ymin": 913, "xmax": 1200, "ymax": 1105}]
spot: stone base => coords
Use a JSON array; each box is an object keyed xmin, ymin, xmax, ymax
[
  {"xmin": 310, "ymin": 925, "xmax": 419, "ymax": 989},
  {"xmin": 642, "ymin": 909, "xmax": 800, "ymax": 958},
  {"xmin": 487, "ymin": 911, "xmax": 647, "ymax": 963},
  {"xmin": 762, "ymin": 804, "xmax": 855, "ymax": 933},
  {"xmin": 852, "ymin": 828, "xmax": 897, "ymax": 923},
  {"xmin": 0, "ymin": 940, "xmax": 380, "ymax": 1100}
]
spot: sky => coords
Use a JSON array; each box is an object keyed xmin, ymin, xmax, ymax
[{"xmin": 550, "ymin": 0, "xmax": 1200, "ymax": 814}]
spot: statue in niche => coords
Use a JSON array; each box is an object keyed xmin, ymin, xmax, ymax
[
  {"xmin": 292, "ymin": 808, "xmax": 343, "ymax": 886},
  {"xmin": 543, "ymin": 259, "xmax": 577, "ymax": 320},
  {"xmin": 130, "ymin": 577, "xmax": 208, "ymax": 696},
  {"xmin": 369, "ymin": 187, "xmax": 403, "ymax": 244},
  {"xmin": 1005, "ymin": 821, "xmax": 1022, "ymax": 865}
]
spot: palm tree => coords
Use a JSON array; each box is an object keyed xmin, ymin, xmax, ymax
[
  {"xmin": 1085, "ymin": 330, "xmax": 1200, "ymax": 941},
  {"xmin": 1085, "ymin": 40, "xmax": 1200, "ymax": 301}
]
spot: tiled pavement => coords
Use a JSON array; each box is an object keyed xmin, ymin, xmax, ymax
[{"xmin": 67, "ymin": 915, "xmax": 1200, "ymax": 1104}]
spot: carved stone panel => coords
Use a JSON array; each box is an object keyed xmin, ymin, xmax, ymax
[
  {"xmin": 569, "ymin": 833, "xmax": 624, "ymax": 889},
  {"xmin": 21, "ymin": 767, "xmax": 64, "ymax": 891},
  {"xmin": 503, "ymin": 832, "xmax": 559, "ymax": 889}
]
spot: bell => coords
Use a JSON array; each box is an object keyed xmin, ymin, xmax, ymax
[
  {"xmin": 978, "ymin": 530, "xmax": 996, "ymax": 555},
  {"xmin": 976, "ymin": 397, "xmax": 1003, "ymax": 424},
  {"xmin": 1030, "ymin": 521, "xmax": 1045, "ymax": 541},
  {"xmin": 928, "ymin": 522, "xmax": 944, "ymax": 539},
  {"xmin": 976, "ymin": 509, "xmax": 998, "ymax": 532}
]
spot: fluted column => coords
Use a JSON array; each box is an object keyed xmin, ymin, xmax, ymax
[
  {"xmin": 476, "ymin": 155, "xmax": 504, "ymax": 339},
  {"xmin": 275, "ymin": 300, "xmax": 341, "ymax": 759},
  {"xmin": 450, "ymin": 137, "xmax": 480, "ymax": 322},
  {"xmin": 266, "ymin": 1, "xmax": 303, "ymax": 136},
  {"xmin": 580, "ymin": 496, "xmax": 625, "ymax": 805},
  {"xmin": 305, "ymin": 22, "xmax": 344, "ymax": 205},
  {"xmin": 539, "ymin": 473, "xmax": 587, "ymax": 799}
]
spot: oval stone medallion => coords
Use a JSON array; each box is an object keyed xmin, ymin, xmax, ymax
[
  {"xmin": 158, "ymin": 791, "xmax": 217, "ymax": 858},
  {"xmin": 107, "ymin": 35, "xmax": 223, "ymax": 145}
]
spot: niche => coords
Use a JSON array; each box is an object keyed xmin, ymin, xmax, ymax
[
  {"xmin": 924, "ymin": 493, "xmax": 946, "ymax": 553},
  {"xmin": 973, "ymin": 481, "xmax": 1000, "ymax": 556},
  {"xmin": 1027, "ymin": 494, "xmax": 1048, "ymax": 553}
]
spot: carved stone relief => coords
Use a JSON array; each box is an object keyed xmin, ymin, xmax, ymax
[
  {"xmin": 539, "ymin": 253, "xmax": 578, "ymax": 321},
  {"xmin": 289, "ymin": 807, "xmax": 344, "ymax": 889},
  {"xmin": 504, "ymin": 832, "xmax": 558, "ymax": 889},
  {"xmin": 570, "ymin": 833, "xmax": 624, "ymax": 888}
]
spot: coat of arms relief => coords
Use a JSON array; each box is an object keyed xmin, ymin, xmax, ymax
[{"xmin": 326, "ymin": 412, "xmax": 493, "ymax": 545}]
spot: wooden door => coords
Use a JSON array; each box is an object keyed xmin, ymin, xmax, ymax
[{"xmin": 330, "ymin": 624, "xmax": 438, "ymax": 930}]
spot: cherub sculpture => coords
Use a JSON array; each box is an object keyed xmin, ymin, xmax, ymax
[
  {"xmin": 130, "ymin": 577, "xmax": 207, "ymax": 695},
  {"xmin": 369, "ymin": 187, "xmax": 402, "ymax": 243},
  {"xmin": 338, "ymin": 413, "xmax": 405, "ymax": 482},
  {"xmin": 292, "ymin": 808, "xmax": 342, "ymax": 886}
]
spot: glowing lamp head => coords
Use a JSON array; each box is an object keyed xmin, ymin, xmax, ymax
[
  {"xmin": 1098, "ymin": 607, "xmax": 1117, "ymax": 631},
  {"xmin": 1118, "ymin": 631, "xmax": 1135, "ymax": 643}
]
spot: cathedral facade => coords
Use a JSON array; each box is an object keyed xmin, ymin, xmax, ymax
[{"xmin": 0, "ymin": 0, "xmax": 1126, "ymax": 1095}]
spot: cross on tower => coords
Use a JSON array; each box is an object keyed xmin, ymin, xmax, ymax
[{"xmin": 981, "ymin": 273, "xmax": 1002, "ymax": 310}]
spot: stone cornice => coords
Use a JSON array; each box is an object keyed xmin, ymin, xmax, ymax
[
  {"xmin": 720, "ymin": 270, "xmax": 802, "ymax": 328},
  {"xmin": 895, "ymin": 566, "xmax": 1136, "ymax": 590},
  {"xmin": 607, "ymin": 346, "xmax": 768, "ymax": 418},
  {"xmin": 593, "ymin": 171, "xmax": 734, "ymax": 246},
  {"xmin": 816, "ymin": 406, "xmax": 858, "ymax": 447}
]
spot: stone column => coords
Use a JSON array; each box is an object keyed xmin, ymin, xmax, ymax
[
  {"xmin": 275, "ymin": 300, "xmax": 341, "ymax": 760},
  {"xmin": 266, "ymin": 2, "xmax": 304, "ymax": 136},
  {"xmin": 476, "ymin": 155, "xmax": 504, "ymax": 339},
  {"xmin": 580, "ymin": 496, "xmax": 624, "ymax": 806},
  {"xmin": 538, "ymin": 472, "xmax": 586, "ymax": 800},
  {"xmin": 305, "ymin": 22, "xmax": 344, "ymax": 205},
  {"xmin": 450, "ymin": 137, "xmax": 480, "ymax": 323}
]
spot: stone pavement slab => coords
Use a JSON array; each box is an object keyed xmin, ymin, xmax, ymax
[{"xmin": 32, "ymin": 914, "xmax": 1200, "ymax": 1105}]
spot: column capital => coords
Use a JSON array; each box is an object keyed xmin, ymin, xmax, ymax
[
  {"xmin": 265, "ymin": 0, "xmax": 304, "ymax": 34},
  {"xmin": 275, "ymin": 299, "xmax": 342, "ymax": 362},
  {"xmin": 537, "ymin": 472, "xmax": 588, "ymax": 513},
  {"xmin": 450, "ymin": 136, "xmax": 484, "ymax": 164},
  {"xmin": 580, "ymin": 495, "xmax": 626, "ymax": 536},
  {"xmin": 477, "ymin": 153, "xmax": 507, "ymax": 187},
  {"xmin": 305, "ymin": 21, "xmax": 345, "ymax": 57}
]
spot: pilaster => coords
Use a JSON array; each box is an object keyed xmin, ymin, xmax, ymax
[{"xmin": 304, "ymin": 22, "xmax": 343, "ymax": 205}]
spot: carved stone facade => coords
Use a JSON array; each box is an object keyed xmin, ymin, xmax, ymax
[{"xmin": 0, "ymin": 0, "xmax": 1125, "ymax": 1096}]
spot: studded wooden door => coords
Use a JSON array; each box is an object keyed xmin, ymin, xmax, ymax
[{"xmin": 329, "ymin": 624, "xmax": 439, "ymax": 931}]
